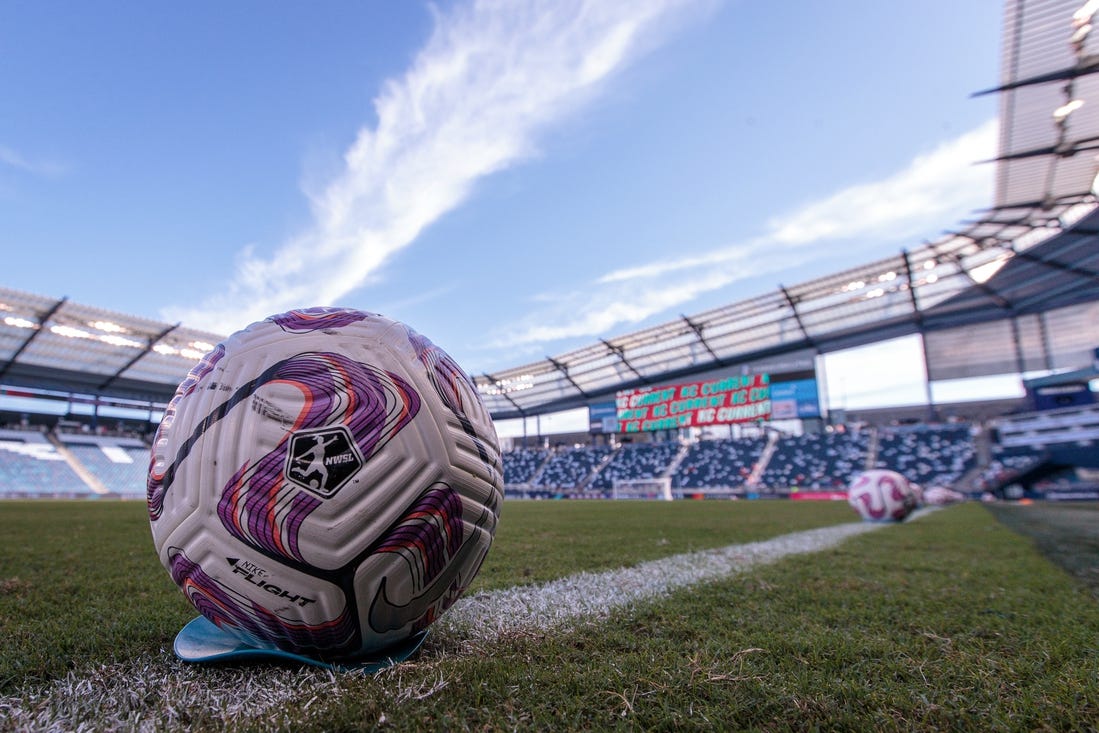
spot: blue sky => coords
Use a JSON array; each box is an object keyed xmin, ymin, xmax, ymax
[{"xmin": 2, "ymin": 0, "xmax": 1002, "ymax": 394}]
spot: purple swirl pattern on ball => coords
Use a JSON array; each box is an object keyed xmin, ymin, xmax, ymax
[
  {"xmin": 405, "ymin": 327, "xmax": 501, "ymax": 496},
  {"xmin": 179, "ymin": 342, "xmax": 226, "ymax": 397},
  {"xmin": 168, "ymin": 547, "xmax": 358, "ymax": 657},
  {"xmin": 147, "ymin": 343, "xmax": 226, "ymax": 521},
  {"xmin": 366, "ymin": 483, "xmax": 485, "ymax": 634},
  {"xmin": 375, "ymin": 483, "xmax": 464, "ymax": 590},
  {"xmin": 221, "ymin": 462, "xmax": 323, "ymax": 563},
  {"xmin": 269, "ymin": 307, "xmax": 374, "ymax": 333},
  {"xmin": 217, "ymin": 352, "xmax": 421, "ymax": 564},
  {"xmin": 405, "ymin": 328, "xmax": 472, "ymax": 417}
]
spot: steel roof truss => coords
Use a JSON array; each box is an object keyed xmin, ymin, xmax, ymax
[{"xmin": 0, "ymin": 296, "xmax": 67, "ymax": 381}]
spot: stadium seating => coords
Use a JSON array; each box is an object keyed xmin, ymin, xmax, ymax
[
  {"xmin": 0, "ymin": 417, "xmax": 1071, "ymax": 501},
  {"xmin": 672, "ymin": 437, "xmax": 767, "ymax": 490},
  {"xmin": 589, "ymin": 441, "xmax": 682, "ymax": 490},
  {"xmin": 993, "ymin": 404, "xmax": 1099, "ymax": 449},
  {"xmin": 758, "ymin": 431, "xmax": 872, "ymax": 490},
  {"xmin": 873, "ymin": 424, "xmax": 976, "ymax": 488},
  {"xmin": 58, "ymin": 436, "xmax": 150, "ymax": 497},
  {"xmin": 0, "ymin": 430, "xmax": 90, "ymax": 496},
  {"xmin": 502, "ymin": 447, "xmax": 550, "ymax": 485},
  {"xmin": 532, "ymin": 445, "xmax": 614, "ymax": 494},
  {"xmin": 974, "ymin": 443, "xmax": 1047, "ymax": 492}
]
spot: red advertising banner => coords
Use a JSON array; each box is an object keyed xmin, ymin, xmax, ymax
[
  {"xmin": 790, "ymin": 491, "xmax": 849, "ymax": 501},
  {"xmin": 616, "ymin": 373, "xmax": 771, "ymax": 432}
]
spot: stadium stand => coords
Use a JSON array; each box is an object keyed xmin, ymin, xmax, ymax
[
  {"xmin": 532, "ymin": 444, "xmax": 614, "ymax": 495},
  {"xmin": 502, "ymin": 447, "xmax": 550, "ymax": 485},
  {"xmin": 873, "ymin": 424, "xmax": 978, "ymax": 489},
  {"xmin": 589, "ymin": 441, "xmax": 682, "ymax": 491},
  {"xmin": 975, "ymin": 443, "xmax": 1049, "ymax": 492},
  {"xmin": 493, "ymin": 422, "xmax": 1076, "ymax": 500},
  {"xmin": 975, "ymin": 405, "xmax": 1099, "ymax": 498},
  {"xmin": 993, "ymin": 404, "xmax": 1099, "ymax": 451},
  {"xmin": 758, "ymin": 431, "xmax": 873, "ymax": 491},
  {"xmin": 672, "ymin": 436, "xmax": 767, "ymax": 492},
  {"xmin": 57, "ymin": 434, "xmax": 149, "ymax": 497},
  {"xmin": 0, "ymin": 429, "xmax": 92, "ymax": 497}
]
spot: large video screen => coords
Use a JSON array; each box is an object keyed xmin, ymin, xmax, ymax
[{"xmin": 616, "ymin": 373, "xmax": 771, "ymax": 433}]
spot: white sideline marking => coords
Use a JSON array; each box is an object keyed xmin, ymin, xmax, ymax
[
  {"xmin": 0, "ymin": 514, "xmax": 925, "ymax": 731},
  {"xmin": 437, "ymin": 519, "xmax": 889, "ymax": 643}
]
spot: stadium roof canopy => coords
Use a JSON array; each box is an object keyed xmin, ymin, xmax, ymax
[
  {"xmin": 3, "ymin": 0, "xmax": 1099, "ymax": 421},
  {"xmin": 0, "ymin": 290, "xmax": 224, "ymax": 407},
  {"xmin": 475, "ymin": 205, "xmax": 1099, "ymax": 419}
]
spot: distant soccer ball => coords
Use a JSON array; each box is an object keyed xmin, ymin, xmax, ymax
[
  {"xmin": 148, "ymin": 307, "xmax": 503, "ymax": 662},
  {"xmin": 922, "ymin": 485, "xmax": 965, "ymax": 506},
  {"xmin": 847, "ymin": 469, "xmax": 917, "ymax": 522}
]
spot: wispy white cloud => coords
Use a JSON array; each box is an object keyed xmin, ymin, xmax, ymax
[
  {"xmin": 764, "ymin": 119, "xmax": 998, "ymax": 247},
  {"xmin": 164, "ymin": 0, "xmax": 712, "ymax": 334},
  {"xmin": 0, "ymin": 145, "xmax": 66, "ymax": 178},
  {"xmin": 374, "ymin": 283, "xmax": 456, "ymax": 317},
  {"xmin": 490, "ymin": 118, "xmax": 998, "ymax": 349}
]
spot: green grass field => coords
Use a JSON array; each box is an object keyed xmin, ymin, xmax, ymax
[{"xmin": 1, "ymin": 499, "xmax": 1097, "ymax": 731}]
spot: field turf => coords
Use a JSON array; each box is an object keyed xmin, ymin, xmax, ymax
[
  {"xmin": 986, "ymin": 501, "xmax": 1099, "ymax": 597},
  {"xmin": 1, "ymin": 499, "xmax": 1097, "ymax": 731}
]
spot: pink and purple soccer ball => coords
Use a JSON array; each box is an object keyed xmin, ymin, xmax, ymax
[
  {"xmin": 147, "ymin": 307, "xmax": 503, "ymax": 662},
  {"xmin": 847, "ymin": 469, "xmax": 918, "ymax": 522}
]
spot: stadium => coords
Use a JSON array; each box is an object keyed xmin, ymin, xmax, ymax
[{"xmin": 2, "ymin": 1, "xmax": 1099, "ymax": 730}]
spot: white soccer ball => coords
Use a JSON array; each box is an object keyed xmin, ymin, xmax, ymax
[
  {"xmin": 847, "ymin": 469, "xmax": 917, "ymax": 522},
  {"xmin": 147, "ymin": 307, "xmax": 503, "ymax": 662},
  {"xmin": 922, "ymin": 485, "xmax": 964, "ymax": 506}
]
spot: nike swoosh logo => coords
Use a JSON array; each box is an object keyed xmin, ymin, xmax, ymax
[{"xmin": 368, "ymin": 534, "xmax": 487, "ymax": 633}]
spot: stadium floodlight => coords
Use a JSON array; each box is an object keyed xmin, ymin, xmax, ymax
[
  {"xmin": 969, "ymin": 254, "xmax": 1013, "ymax": 284},
  {"xmin": 153, "ymin": 344, "xmax": 178, "ymax": 356},
  {"xmin": 1074, "ymin": 0, "xmax": 1099, "ymax": 27},
  {"xmin": 478, "ymin": 374, "xmax": 535, "ymax": 395},
  {"xmin": 3, "ymin": 316, "xmax": 36, "ymax": 329},
  {"xmin": 1053, "ymin": 99, "xmax": 1084, "ymax": 123},
  {"xmin": 100, "ymin": 334, "xmax": 143, "ymax": 349},
  {"xmin": 50, "ymin": 325, "xmax": 91, "ymax": 339},
  {"xmin": 1060, "ymin": 200, "xmax": 1096, "ymax": 227},
  {"xmin": 91, "ymin": 320, "xmax": 127, "ymax": 334}
]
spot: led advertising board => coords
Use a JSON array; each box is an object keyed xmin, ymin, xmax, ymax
[
  {"xmin": 616, "ymin": 373, "xmax": 770, "ymax": 433},
  {"xmin": 588, "ymin": 401, "xmax": 619, "ymax": 433},
  {"xmin": 770, "ymin": 378, "xmax": 821, "ymax": 419}
]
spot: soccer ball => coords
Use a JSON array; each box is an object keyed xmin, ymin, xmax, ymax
[
  {"xmin": 922, "ymin": 485, "xmax": 964, "ymax": 505},
  {"xmin": 847, "ymin": 469, "xmax": 917, "ymax": 522},
  {"xmin": 147, "ymin": 307, "xmax": 503, "ymax": 662}
]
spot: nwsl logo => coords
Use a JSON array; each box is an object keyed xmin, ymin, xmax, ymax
[{"xmin": 285, "ymin": 426, "xmax": 364, "ymax": 498}]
